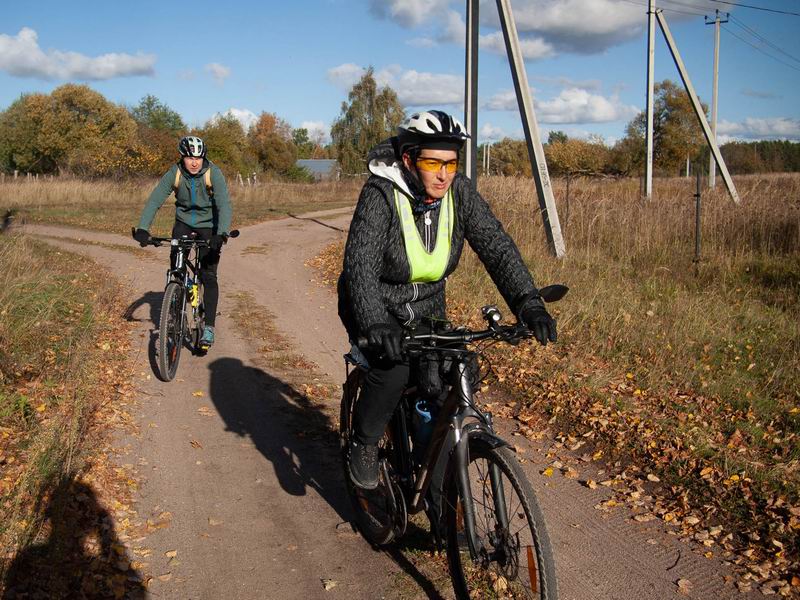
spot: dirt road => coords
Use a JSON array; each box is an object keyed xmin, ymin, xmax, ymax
[{"xmin": 28, "ymin": 213, "xmax": 754, "ymax": 600}]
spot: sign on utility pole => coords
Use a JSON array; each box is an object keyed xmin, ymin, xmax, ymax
[{"xmin": 706, "ymin": 10, "xmax": 728, "ymax": 189}]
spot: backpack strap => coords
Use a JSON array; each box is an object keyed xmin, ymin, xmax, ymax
[
  {"xmin": 173, "ymin": 167, "xmax": 181, "ymax": 195},
  {"xmin": 204, "ymin": 168, "xmax": 214, "ymax": 197}
]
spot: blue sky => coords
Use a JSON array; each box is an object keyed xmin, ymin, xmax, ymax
[{"xmin": 1, "ymin": 0, "xmax": 798, "ymax": 145}]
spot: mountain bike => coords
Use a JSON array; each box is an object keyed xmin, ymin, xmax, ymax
[
  {"xmin": 339, "ymin": 285, "xmax": 567, "ymax": 599},
  {"xmin": 132, "ymin": 228, "xmax": 239, "ymax": 381}
]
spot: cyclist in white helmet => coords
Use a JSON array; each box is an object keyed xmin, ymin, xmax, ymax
[
  {"xmin": 134, "ymin": 135, "xmax": 233, "ymax": 348},
  {"xmin": 338, "ymin": 110, "xmax": 557, "ymax": 500}
]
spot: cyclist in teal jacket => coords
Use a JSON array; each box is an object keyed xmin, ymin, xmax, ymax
[{"xmin": 134, "ymin": 136, "xmax": 232, "ymax": 347}]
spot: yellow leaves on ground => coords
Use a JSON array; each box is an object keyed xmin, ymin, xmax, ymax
[{"xmin": 192, "ymin": 390, "xmax": 204, "ymax": 397}]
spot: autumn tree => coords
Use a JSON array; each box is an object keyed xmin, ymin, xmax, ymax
[
  {"xmin": 197, "ymin": 114, "xmax": 255, "ymax": 176},
  {"xmin": 488, "ymin": 138, "xmax": 531, "ymax": 176},
  {"xmin": 546, "ymin": 136, "xmax": 609, "ymax": 178},
  {"xmin": 129, "ymin": 95, "xmax": 187, "ymax": 175},
  {"xmin": 248, "ymin": 112, "xmax": 297, "ymax": 175},
  {"xmin": 625, "ymin": 80, "xmax": 706, "ymax": 175},
  {"xmin": 0, "ymin": 84, "xmax": 147, "ymax": 176},
  {"xmin": 330, "ymin": 68, "xmax": 405, "ymax": 174}
]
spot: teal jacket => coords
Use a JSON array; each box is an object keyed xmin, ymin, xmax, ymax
[{"xmin": 137, "ymin": 160, "xmax": 232, "ymax": 234}]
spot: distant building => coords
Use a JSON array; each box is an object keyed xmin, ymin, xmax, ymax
[{"xmin": 296, "ymin": 159, "xmax": 340, "ymax": 182}]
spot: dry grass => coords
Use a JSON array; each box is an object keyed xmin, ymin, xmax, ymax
[
  {"xmin": 0, "ymin": 233, "xmax": 133, "ymax": 583},
  {"xmin": 0, "ymin": 176, "xmax": 363, "ymax": 236}
]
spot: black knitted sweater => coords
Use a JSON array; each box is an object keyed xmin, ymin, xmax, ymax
[{"xmin": 338, "ymin": 139, "xmax": 539, "ymax": 339}]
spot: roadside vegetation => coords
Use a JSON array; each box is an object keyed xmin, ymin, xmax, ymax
[
  {"xmin": 0, "ymin": 177, "xmax": 361, "ymax": 236},
  {"xmin": 313, "ymin": 173, "xmax": 800, "ymax": 595},
  {"xmin": 0, "ymin": 233, "xmax": 143, "ymax": 596}
]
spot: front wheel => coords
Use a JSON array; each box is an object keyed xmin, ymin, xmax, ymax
[
  {"xmin": 157, "ymin": 282, "xmax": 185, "ymax": 382},
  {"xmin": 446, "ymin": 440, "xmax": 558, "ymax": 600}
]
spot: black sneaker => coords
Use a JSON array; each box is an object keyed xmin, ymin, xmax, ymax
[{"xmin": 348, "ymin": 439, "xmax": 379, "ymax": 490}]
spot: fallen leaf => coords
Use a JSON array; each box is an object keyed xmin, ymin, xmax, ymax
[
  {"xmin": 190, "ymin": 439, "xmax": 203, "ymax": 449},
  {"xmin": 321, "ymin": 578, "xmax": 338, "ymax": 591},
  {"xmin": 192, "ymin": 391, "xmax": 204, "ymax": 397},
  {"xmin": 677, "ymin": 578, "xmax": 693, "ymax": 595},
  {"xmin": 584, "ymin": 479, "xmax": 598, "ymax": 489},
  {"xmin": 646, "ymin": 473, "xmax": 660, "ymax": 482},
  {"xmin": 542, "ymin": 467, "xmax": 554, "ymax": 477},
  {"xmin": 158, "ymin": 573, "xmax": 172, "ymax": 582},
  {"xmin": 197, "ymin": 406, "xmax": 213, "ymax": 417},
  {"xmin": 208, "ymin": 518, "xmax": 223, "ymax": 526},
  {"xmin": 165, "ymin": 550, "xmax": 177, "ymax": 558}
]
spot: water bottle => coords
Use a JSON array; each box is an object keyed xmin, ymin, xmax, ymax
[{"xmin": 412, "ymin": 399, "xmax": 437, "ymax": 464}]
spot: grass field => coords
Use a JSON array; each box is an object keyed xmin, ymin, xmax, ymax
[
  {"xmin": 0, "ymin": 176, "xmax": 362, "ymax": 236},
  {"xmin": 312, "ymin": 172, "xmax": 799, "ymax": 593}
]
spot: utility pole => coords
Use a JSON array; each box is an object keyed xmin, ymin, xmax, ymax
[
  {"xmin": 705, "ymin": 9, "xmax": 728, "ymax": 189},
  {"xmin": 645, "ymin": 0, "xmax": 656, "ymax": 199},
  {"xmin": 464, "ymin": 0, "xmax": 479, "ymax": 182},
  {"xmin": 496, "ymin": 0, "xmax": 565, "ymax": 257}
]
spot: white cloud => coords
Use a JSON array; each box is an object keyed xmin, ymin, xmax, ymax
[
  {"xmin": 480, "ymin": 123, "xmax": 509, "ymax": 142},
  {"xmin": 484, "ymin": 87, "xmax": 637, "ymax": 124},
  {"xmin": 717, "ymin": 117, "xmax": 800, "ymax": 141},
  {"xmin": 533, "ymin": 76, "xmax": 602, "ymax": 92},
  {"xmin": 216, "ymin": 108, "xmax": 258, "ymax": 130},
  {"xmin": 407, "ymin": 37, "xmax": 438, "ymax": 48},
  {"xmin": 326, "ymin": 62, "xmax": 366, "ymax": 89},
  {"xmin": 327, "ymin": 63, "xmax": 463, "ymax": 106},
  {"xmin": 301, "ymin": 120, "xmax": 331, "ymax": 144},
  {"xmin": 480, "ymin": 30, "xmax": 555, "ymax": 60},
  {"xmin": 369, "ymin": 0, "xmax": 452, "ymax": 28},
  {"xmin": 0, "ymin": 27, "xmax": 155, "ymax": 80},
  {"xmin": 205, "ymin": 62, "xmax": 231, "ymax": 85}
]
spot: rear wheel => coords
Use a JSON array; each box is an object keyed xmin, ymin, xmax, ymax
[
  {"xmin": 157, "ymin": 282, "xmax": 185, "ymax": 382},
  {"xmin": 446, "ymin": 440, "xmax": 557, "ymax": 600},
  {"xmin": 339, "ymin": 369, "xmax": 399, "ymax": 546}
]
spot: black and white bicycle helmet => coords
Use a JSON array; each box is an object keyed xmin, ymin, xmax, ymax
[
  {"xmin": 178, "ymin": 136, "xmax": 206, "ymax": 158},
  {"xmin": 397, "ymin": 110, "xmax": 470, "ymax": 155}
]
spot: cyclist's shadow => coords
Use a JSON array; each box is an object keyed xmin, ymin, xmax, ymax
[
  {"xmin": 207, "ymin": 357, "xmax": 350, "ymax": 515},
  {"xmin": 123, "ymin": 291, "xmax": 163, "ymax": 377},
  {"xmin": 2, "ymin": 477, "xmax": 147, "ymax": 599},
  {"xmin": 207, "ymin": 357, "xmax": 445, "ymax": 599}
]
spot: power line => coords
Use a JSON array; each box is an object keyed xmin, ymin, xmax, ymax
[
  {"xmin": 614, "ymin": 0, "xmax": 708, "ymax": 17},
  {"xmin": 707, "ymin": 0, "xmax": 800, "ymax": 17},
  {"xmin": 728, "ymin": 14, "xmax": 800, "ymax": 63},
  {"xmin": 722, "ymin": 23, "xmax": 800, "ymax": 71}
]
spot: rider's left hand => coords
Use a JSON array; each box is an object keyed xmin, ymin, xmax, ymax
[
  {"xmin": 520, "ymin": 299, "xmax": 557, "ymax": 346},
  {"xmin": 209, "ymin": 234, "xmax": 228, "ymax": 251}
]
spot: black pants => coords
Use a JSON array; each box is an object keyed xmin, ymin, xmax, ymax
[
  {"xmin": 170, "ymin": 222, "xmax": 221, "ymax": 327},
  {"xmin": 353, "ymin": 354, "xmax": 411, "ymax": 445}
]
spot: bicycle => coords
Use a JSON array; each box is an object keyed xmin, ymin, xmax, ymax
[
  {"xmin": 132, "ymin": 228, "xmax": 239, "ymax": 381},
  {"xmin": 339, "ymin": 285, "xmax": 567, "ymax": 600}
]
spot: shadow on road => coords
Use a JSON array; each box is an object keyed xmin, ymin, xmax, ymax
[
  {"xmin": 207, "ymin": 357, "xmax": 445, "ymax": 599},
  {"xmin": 2, "ymin": 477, "xmax": 147, "ymax": 599},
  {"xmin": 123, "ymin": 291, "xmax": 163, "ymax": 379}
]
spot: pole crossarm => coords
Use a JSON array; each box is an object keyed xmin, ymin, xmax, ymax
[
  {"xmin": 656, "ymin": 10, "xmax": 741, "ymax": 204},
  {"xmin": 495, "ymin": 0, "xmax": 566, "ymax": 257}
]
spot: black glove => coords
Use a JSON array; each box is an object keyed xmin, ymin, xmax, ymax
[
  {"xmin": 209, "ymin": 234, "xmax": 228, "ymax": 251},
  {"xmin": 366, "ymin": 324, "xmax": 403, "ymax": 362},
  {"xmin": 520, "ymin": 299, "xmax": 557, "ymax": 346},
  {"xmin": 133, "ymin": 228, "xmax": 151, "ymax": 247}
]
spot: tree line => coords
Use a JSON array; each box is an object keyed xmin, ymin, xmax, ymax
[
  {"xmin": 0, "ymin": 84, "xmax": 331, "ymax": 180},
  {"xmin": 0, "ymin": 76, "xmax": 796, "ymax": 181}
]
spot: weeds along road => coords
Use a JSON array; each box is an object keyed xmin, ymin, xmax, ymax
[{"xmin": 26, "ymin": 212, "xmax": 756, "ymax": 600}]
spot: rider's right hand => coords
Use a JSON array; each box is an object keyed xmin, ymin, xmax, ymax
[
  {"xmin": 133, "ymin": 228, "xmax": 151, "ymax": 247},
  {"xmin": 366, "ymin": 323, "xmax": 403, "ymax": 362}
]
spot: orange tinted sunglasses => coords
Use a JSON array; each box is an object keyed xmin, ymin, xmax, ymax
[{"xmin": 416, "ymin": 157, "xmax": 459, "ymax": 174}]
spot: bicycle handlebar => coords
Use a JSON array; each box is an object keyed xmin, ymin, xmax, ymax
[
  {"xmin": 356, "ymin": 322, "xmax": 533, "ymax": 355},
  {"xmin": 131, "ymin": 228, "xmax": 240, "ymax": 247}
]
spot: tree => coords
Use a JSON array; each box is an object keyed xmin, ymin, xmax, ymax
[
  {"xmin": 330, "ymin": 68, "xmax": 405, "ymax": 174},
  {"xmin": 547, "ymin": 130, "xmax": 568, "ymax": 145},
  {"xmin": 488, "ymin": 138, "xmax": 531, "ymax": 176},
  {"xmin": 625, "ymin": 80, "xmax": 706, "ymax": 175},
  {"xmin": 130, "ymin": 95, "xmax": 186, "ymax": 133},
  {"xmin": 248, "ymin": 112, "xmax": 297, "ymax": 175},
  {"xmin": 546, "ymin": 137, "xmax": 609, "ymax": 178},
  {"xmin": 0, "ymin": 84, "xmax": 141, "ymax": 176},
  {"xmin": 199, "ymin": 114, "xmax": 255, "ymax": 176}
]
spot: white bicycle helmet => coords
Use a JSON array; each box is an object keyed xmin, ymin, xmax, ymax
[
  {"xmin": 178, "ymin": 136, "xmax": 206, "ymax": 158},
  {"xmin": 397, "ymin": 110, "xmax": 470, "ymax": 155}
]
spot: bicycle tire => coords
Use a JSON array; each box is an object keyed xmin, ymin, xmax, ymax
[
  {"xmin": 339, "ymin": 369, "xmax": 397, "ymax": 546},
  {"xmin": 445, "ymin": 440, "xmax": 558, "ymax": 600},
  {"xmin": 157, "ymin": 282, "xmax": 185, "ymax": 382}
]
